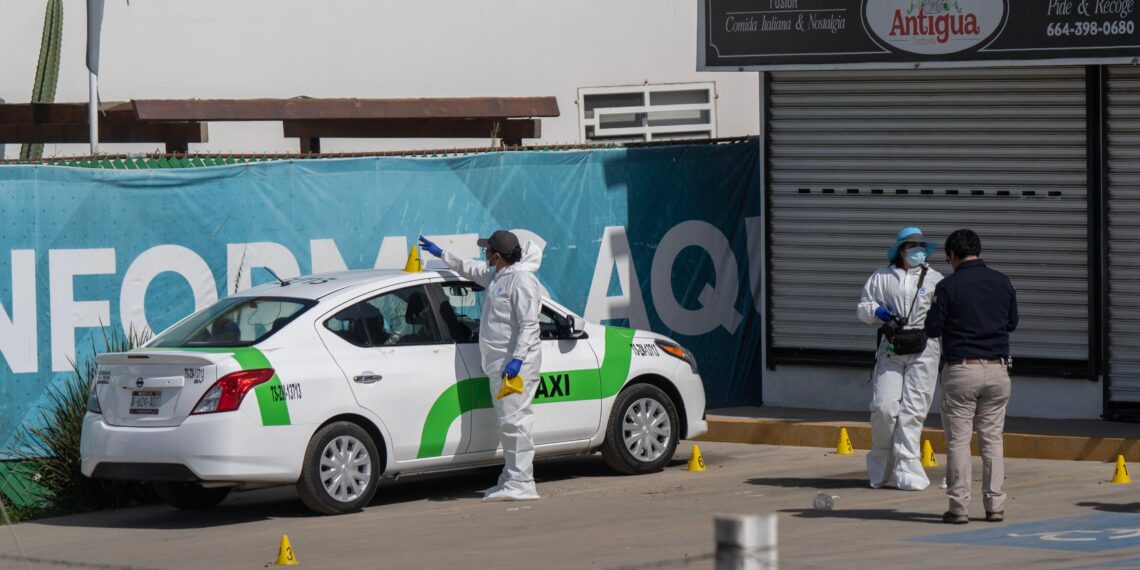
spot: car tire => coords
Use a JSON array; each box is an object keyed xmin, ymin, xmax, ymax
[
  {"xmin": 296, "ymin": 421, "xmax": 381, "ymax": 515},
  {"xmin": 153, "ymin": 482, "xmax": 231, "ymax": 510},
  {"xmin": 601, "ymin": 383, "xmax": 680, "ymax": 475}
]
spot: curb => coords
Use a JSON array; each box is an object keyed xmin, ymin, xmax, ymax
[{"xmin": 697, "ymin": 416, "xmax": 1140, "ymax": 462}]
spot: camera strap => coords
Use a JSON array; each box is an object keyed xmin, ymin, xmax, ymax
[{"xmin": 900, "ymin": 264, "xmax": 929, "ymax": 327}]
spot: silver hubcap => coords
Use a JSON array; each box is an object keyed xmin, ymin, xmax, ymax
[
  {"xmin": 622, "ymin": 397, "xmax": 671, "ymax": 462},
  {"xmin": 319, "ymin": 435, "xmax": 372, "ymax": 503}
]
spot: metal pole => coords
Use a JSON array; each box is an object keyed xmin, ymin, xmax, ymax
[
  {"xmin": 88, "ymin": 70, "xmax": 99, "ymax": 155},
  {"xmin": 715, "ymin": 514, "xmax": 778, "ymax": 570}
]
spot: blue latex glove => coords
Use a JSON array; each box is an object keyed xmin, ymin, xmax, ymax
[
  {"xmin": 875, "ymin": 306, "xmax": 895, "ymax": 322},
  {"xmin": 502, "ymin": 358, "xmax": 523, "ymax": 379},
  {"xmin": 418, "ymin": 235, "xmax": 443, "ymax": 258}
]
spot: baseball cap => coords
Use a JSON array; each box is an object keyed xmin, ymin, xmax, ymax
[{"xmin": 477, "ymin": 230, "xmax": 520, "ymax": 258}]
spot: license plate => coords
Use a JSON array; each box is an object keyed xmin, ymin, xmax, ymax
[{"xmin": 129, "ymin": 390, "xmax": 161, "ymax": 415}]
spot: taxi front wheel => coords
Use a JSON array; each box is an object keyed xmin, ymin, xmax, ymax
[
  {"xmin": 601, "ymin": 383, "xmax": 680, "ymax": 475},
  {"xmin": 296, "ymin": 421, "xmax": 381, "ymax": 515}
]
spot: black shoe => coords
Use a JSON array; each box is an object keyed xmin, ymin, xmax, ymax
[
  {"xmin": 985, "ymin": 511, "xmax": 1004, "ymax": 522},
  {"xmin": 942, "ymin": 511, "xmax": 968, "ymax": 524}
]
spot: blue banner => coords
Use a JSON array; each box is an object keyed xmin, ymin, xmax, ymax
[{"xmin": 0, "ymin": 140, "xmax": 762, "ymax": 453}]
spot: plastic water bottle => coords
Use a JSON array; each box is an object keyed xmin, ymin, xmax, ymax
[{"xmin": 812, "ymin": 492, "xmax": 838, "ymax": 511}]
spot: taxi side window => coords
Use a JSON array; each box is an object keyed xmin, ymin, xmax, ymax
[
  {"xmin": 325, "ymin": 285, "xmax": 442, "ymax": 347},
  {"xmin": 437, "ymin": 283, "xmax": 483, "ymax": 343}
]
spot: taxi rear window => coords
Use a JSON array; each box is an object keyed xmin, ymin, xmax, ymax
[{"xmin": 149, "ymin": 296, "xmax": 316, "ymax": 348}]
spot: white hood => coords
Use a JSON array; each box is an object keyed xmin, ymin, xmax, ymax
[
  {"xmin": 513, "ymin": 240, "xmax": 548, "ymax": 299},
  {"xmin": 512, "ymin": 240, "xmax": 543, "ymax": 273}
]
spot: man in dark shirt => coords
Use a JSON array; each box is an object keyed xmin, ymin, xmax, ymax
[{"xmin": 925, "ymin": 229, "xmax": 1018, "ymax": 525}]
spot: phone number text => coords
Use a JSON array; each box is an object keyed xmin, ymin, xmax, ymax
[{"xmin": 1047, "ymin": 20, "xmax": 1137, "ymax": 36}]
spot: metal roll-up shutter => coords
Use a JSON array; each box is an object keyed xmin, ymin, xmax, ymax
[
  {"xmin": 1107, "ymin": 66, "xmax": 1140, "ymax": 404},
  {"xmin": 768, "ymin": 67, "xmax": 1088, "ymax": 371}
]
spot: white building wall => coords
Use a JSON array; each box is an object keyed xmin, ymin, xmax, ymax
[{"xmin": 0, "ymin": 0, "xmax": 759, "ymax": 158}]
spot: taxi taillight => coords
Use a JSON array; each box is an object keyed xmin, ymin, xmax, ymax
[{"xmin": 191, "ymin": 369, "xmax": 275, "ymax": 415}]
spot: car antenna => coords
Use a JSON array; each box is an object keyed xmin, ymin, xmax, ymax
[{"xmin": 263, "ymin": 267, "xmax": 289, "ymax": 287}]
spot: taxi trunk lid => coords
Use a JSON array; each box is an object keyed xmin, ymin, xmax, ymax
[{"xmin": 94, "ymin": 351, "xmax": 233, "ymax": 427}]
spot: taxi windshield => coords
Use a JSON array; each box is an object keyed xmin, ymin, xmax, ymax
[{"xmin": 149, "ymin": 296, "xmax": 315, "ymax": 348}]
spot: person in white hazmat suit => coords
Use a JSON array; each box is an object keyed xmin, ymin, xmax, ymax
[
  {"xmin": 857, "ymin": 227, "xmax": 944, "ymax": 491},
  {"xmin": 418, "ymin": 230, "xmax": 544, "ymax": 502}
]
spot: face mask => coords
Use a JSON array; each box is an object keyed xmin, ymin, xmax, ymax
[{"xmin": 905, "ymin": 248, "xmax": 927, "ymax": 266}]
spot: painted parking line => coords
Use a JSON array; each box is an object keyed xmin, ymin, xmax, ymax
[{"xmin": 911, "ymin": 513, "xmax": 1140, "ymax": 552}]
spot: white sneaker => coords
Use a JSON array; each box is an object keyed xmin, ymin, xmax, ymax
[{"xmin": 482, "ymin": 485, "xmax": 539, "ymax": 502}]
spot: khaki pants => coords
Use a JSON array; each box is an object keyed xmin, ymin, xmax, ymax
[{"xmin": 940, "ymin": 361, "xmax": 1011, "ymax": 516}]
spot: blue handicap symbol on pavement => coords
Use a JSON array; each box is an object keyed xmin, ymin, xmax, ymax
[{"xmin": 912, "ymin": 513, "xmax": 1140, "ymax": 552}]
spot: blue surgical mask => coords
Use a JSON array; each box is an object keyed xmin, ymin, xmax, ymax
[{"xmin": 905, "ymin": 248, "xmax": 927, "ymax": 266}]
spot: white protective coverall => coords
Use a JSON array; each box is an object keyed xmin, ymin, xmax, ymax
[
  {"xmin": 857, "ymin": 263, "xmax": 943, "ymax": 491},
  {"xmin": 441, "ymin": 241, "xmax": 545, "ymax": 501}
]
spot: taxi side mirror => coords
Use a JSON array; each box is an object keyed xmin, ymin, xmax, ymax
[{"xmin": 556, "ymin": 315, "xmax": 586, "ymax": 340}]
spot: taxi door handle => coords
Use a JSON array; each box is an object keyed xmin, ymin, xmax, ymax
[{"xmin": 354, "ymin": 374, "xmax": 383, "ymax": 384}]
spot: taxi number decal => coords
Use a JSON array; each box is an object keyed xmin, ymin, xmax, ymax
[
  {"xmin": 535, "ymin": 374, "xmax": 570, "ymax": 399},
  {"xmin": 631, "ymin": 343, "xmax": 660, "ymax": 357},
  {"xmin": 184, "ymin": 368, "xmax": 205, "ymax": 384},
  {"xmin": 270, "ymin": 382, "xmax": 302, "ymax": 402}
]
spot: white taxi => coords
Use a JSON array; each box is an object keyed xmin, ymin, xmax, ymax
[{"xmin": 80, "ymin": 268, "xmax": 708, "ymax": 515}]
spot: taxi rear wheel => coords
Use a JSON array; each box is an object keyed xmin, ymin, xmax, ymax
[
  {"xmin": 601, "ymin": 383, "xmax": 680, "ymax": 475},
  {"xmin": 153, "ymin": 482, "xmax": 231, "ymax": 510},
  {"xmin": 296, "ymin": 421, "xmax": 381, "ymax": 515}
]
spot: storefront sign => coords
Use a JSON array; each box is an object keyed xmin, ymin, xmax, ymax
[{"xmin": 702, "ymin": 0, "xmax": 1140, "ymax": 70}]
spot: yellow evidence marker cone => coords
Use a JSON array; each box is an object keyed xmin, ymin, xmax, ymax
[
  {"xmin": 1112, "ymin": 455, "xmax": 1132, "ymax": 484},
  {"xmin": 921, "ymin": 440, "xmax": 938, "ymax": 467},
  {"xmin": 835, "ymin": 428, "xmax": 855, "ymax": 455},
  {"xmin": 686, "ymin": 444, "xmax": 706, "ymax": 472},
  {"xmin": 274, "ymin": 534, "xmax": 298, "ymax": 566},
  {"xmin": 496, "ymin": 375, "xmax": 524, "ymax": 399},
  {"xmin": 403, "ymin": 245, "xmax": 422, "ymax": 273}
]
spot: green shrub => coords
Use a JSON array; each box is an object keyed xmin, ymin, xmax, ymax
[{"xmin": 7, "ymin": 327, "xmax": 155, "ymax": 519}]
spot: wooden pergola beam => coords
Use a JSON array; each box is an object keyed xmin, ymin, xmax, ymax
[
  {"xmin": 0, "ymin": 102, "xmax": 134, "ymax": 124},
  {"xmin": 0, "ymin": 122, "xmax": 207, "ymax": 144},
  {"xmin": 134, "ymin": 97, "xmax": 560, "ymax": 121},
  {"xmin": 282, "ymin": 118, "xmax": 541, "ymax": 140},
  {"xmin": 0, "ymin": 97, "xmax": 556, "ymax": 151}
]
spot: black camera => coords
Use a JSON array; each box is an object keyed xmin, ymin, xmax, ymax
[{"xmin": 878, "ymin": 313, "xmax": 905, "ymax": 341}]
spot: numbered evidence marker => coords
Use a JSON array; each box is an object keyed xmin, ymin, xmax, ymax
[
  {"xmin": 274, "ymin": 535, "xmax": 298, "ymax": 566},
  {"xmin": 687, "ymin": 444, "xmax": 707, "ymax": 472}
]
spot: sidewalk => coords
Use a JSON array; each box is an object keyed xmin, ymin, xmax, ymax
[{"xmin": 700, "ymin": 406, "xmax": 1140, "ymax": 461}]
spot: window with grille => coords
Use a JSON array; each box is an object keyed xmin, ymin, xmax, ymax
[{"xmin": 578, "ymin": 83, "xmax": 717, "ymax": 143}]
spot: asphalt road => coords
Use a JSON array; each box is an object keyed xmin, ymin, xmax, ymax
[{"xmin": 2, "ymin": 442, "xmax": 1138, "ymax": 569}]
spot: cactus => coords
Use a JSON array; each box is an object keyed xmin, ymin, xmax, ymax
[{"xmin": 21, "ymin": 0, "xmax": 63, "ymax": 161}]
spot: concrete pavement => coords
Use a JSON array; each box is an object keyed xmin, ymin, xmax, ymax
[{"xmin": 2, "ymin": 442, "xmax": 1138, "ymax": 569}]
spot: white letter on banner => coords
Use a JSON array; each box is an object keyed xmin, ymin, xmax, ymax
[
  {"xmin": 311, "ymin": 237, "xmax": 414, "ymax": 272},
  {"xmin": 310, "ymin": 239, "xmax": 349, "ymax": 274},
  {"xmin": 226, "ymin": 242, "xmax": 301, "ymax": 293},
  {"xmin": 373, "ymin": 236, "xmax": 409, "ymax": 269},
  {"xmin": 650, "ymin": 220, "xmax": 743, "ymax": 336},
  {"xmin": 50, "ymin": 249, "xmax": 116, "ymax": 372},
  {"xmin": 120, "ymin": 245, "xmax": 218, "ymax": 337},
  {"xmin": 421, "ymin": 234, "xmax": 480, "ymax": 262},
  {"xmin": 584, "ymin": 226, "xmax": 650, "ymax": 330},
  {"xmin": 745, "ymin": 216, "xmax": 763, "ymax": 315},
  {"xmin": 0, "ymin": 250, "xmax": 37, "ymax": 373}
]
